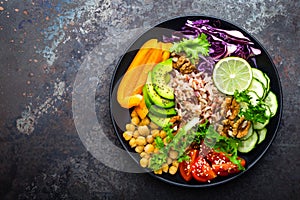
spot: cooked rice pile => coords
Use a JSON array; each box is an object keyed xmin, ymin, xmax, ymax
[{"xmin": 170, "ymin": 70, "xmax": 225, "ymax": 127}]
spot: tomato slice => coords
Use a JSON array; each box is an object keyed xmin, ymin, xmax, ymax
[
  {"xmin": 212, "ymin": 162, "xmax": 241, "ymax": 176},
  {"xmin": 208, "ymin": 152, "xmax": 246, "ymax": 176},
  {"xmin": 191, "ymin": 156, "xmax": 216, "ymax": 182},
  {"xmin": 179, "ymin": 149, "xmax": 199, "ymax": 182},
  {"xmin": 206, "ymin": 151, "xmax": 230, "ymax": 165}
]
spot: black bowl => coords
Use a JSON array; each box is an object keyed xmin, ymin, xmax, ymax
[{"xmin": 109, "ymin": 16, "xmax": 283, "ymax": 187}]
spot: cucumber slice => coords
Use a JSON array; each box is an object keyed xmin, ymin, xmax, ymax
[
  {"xmin": 257, "ymin": 128, "xmax": 267, "ymax": 144},
  {"xmin": 253, "ymin": 118, "xmax": 270, "ymax": 130},
  {"xmin": 247, "ymin": 78, "xmax": 265, "ymax": 99},
  {"xmin": 238, "ymin": 131, "xmax": 258, "ymax": 153},
  {"xmin": 264, "ymin": 91, "xmax": 278, "ymax": 117},
  {"xmin": 252, "ymin": 68, "xmax": 268, "ymax": 89},
  {"xmin": 240, "ymin": 123, "xmax": 253, "ymax": 141},
  {"xmin": 263, "ymin": 104, "xmax": 272, "ymax": 118},
  {"xmin": 247, "ymin": 91, "xmax": 260, "ymax": 106},
  {"xmin": 263, "ymin": 73, "xmax": 270, "ymax": 96}
]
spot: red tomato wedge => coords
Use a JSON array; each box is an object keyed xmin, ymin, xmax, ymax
[
  {"xmin": 206, "ymin": 151, "xmax": 230, "ymax": 164},
  {"xmin": 191, "ymin": 156, "xmax": 216, "ymax": 182},
  {"xmin": 179, "ymin": 149, "xmax": 199, "ymax": 182},
  {"xmin": 207, "ymin": 151, "xmax": 246, "ymax": 176}
]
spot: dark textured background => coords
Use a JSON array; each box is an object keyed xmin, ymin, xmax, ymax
[{"xmin": 0, "ymin": 0, "xmax": 299, "ymax": 199}]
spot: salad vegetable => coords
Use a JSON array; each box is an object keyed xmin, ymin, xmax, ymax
[
  {"xmin": 170, "ymin": 33, "xmax": 210, "ymax": 63},
  {"xmin": 118, "ymin": 18, "xmax": 278, "ymax": 184},
  {"xmin": 164, "ymin": 19, "xmax": 261, "ymax": 61}
]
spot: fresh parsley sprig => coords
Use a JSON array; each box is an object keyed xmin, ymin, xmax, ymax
[{"xmin": 234, "ymin": 90, "xmax": 269, "ymax": 123}]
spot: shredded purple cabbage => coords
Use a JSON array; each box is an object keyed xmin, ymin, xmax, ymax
[{"xmin": 163, "ymin": 19, "xmax": 261, "ymax": 72}]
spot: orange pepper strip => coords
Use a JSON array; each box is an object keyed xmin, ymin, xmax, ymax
[
  {"xmin": 117, "ymin": 40, "xmax": 170, "ymax": 108},
  {"xmin": 134, "ymin": 97, "xmax": 148, "ymax": 119},
  {"xmin": 133, "ymin": 43, "xmax": 163, "ymax": 95},
  {"xmin": 127, "ymin": 39, "xmax": 158, "ymax": 71}
]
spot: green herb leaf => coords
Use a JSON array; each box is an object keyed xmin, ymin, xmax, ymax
[
  {"xmin": 170, "ymin": 33, "xmax": 211, "ymax": 63},
  {"xmin": 154, "ymin": 137, "xmax": 164, "ymax": 149},
  {"xmin": 234, "ymin": 90, "xmax": 269, "ymax": 123}
]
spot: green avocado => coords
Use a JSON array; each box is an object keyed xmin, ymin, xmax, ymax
[
  {"xmin": 151, "ymin": 59, "xmax": 174, "ymax": 100},
  {"xmin": 143, "ymin": 86, "xmax": 177, "ymax": 117},
  {"xmin": 144, "ymin": 72, "xmax": 175, "ymax": 108},
  {"xmin": 147, "ymin": 113, "xmax": 171, "ymax": 128}
]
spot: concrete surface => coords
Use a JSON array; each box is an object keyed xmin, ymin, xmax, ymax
[{"xmin": 0, "ymin": 0, "xmax": 299, "ymax": 199}]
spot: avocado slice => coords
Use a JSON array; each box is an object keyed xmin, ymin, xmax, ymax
[
  {"xmin": 152, "ymin": 59, "xmax": 174, "ymax": 100},
  {"xmin": 143, "ymin": 86, "xmax": 177, "ymax": 117},
  {"xmin": 147, "ymin": 113, "xmax": 171, "ymax": 128},
  {"xmin": 144, "ymin": 72, "xmax": 175, "ymax": 108}
]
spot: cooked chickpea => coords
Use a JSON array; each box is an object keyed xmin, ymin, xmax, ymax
[
  {"xmin": 169, "ymin": 165, "xmax": 178, "ymax": 175},
  {"xmin": 126, "ymin": 123, "xmax": 135, "ymax": 132},
  {"xmin": 159, "ymin": 130, "xmax": 167, "ymax": 138},
  {"xmin": 151, "ymin": 129, "xmax": 160, "ymax": 138},
  {"xmin": 169, "ymin": 150, "xmax": 178, "ymax": 160},
  {"xmin": 144, "ymin": 144, "xmax": 154, "ymax": 153},
  {"xmin": 136, "ymin": 136, "xmax": 146, "ymax": 146},
  {"xmin": 154, "ymin": 169, "xmax": 163, "ymax": 174},
  {"xmin": 129, "ymin": 138, "xmax": 137, "ymax": 148},
  {"xmin": 133, "ymin": 130, "xmax": 139, "ymax": 138},
  {"xmin": 135, "ymin": 145, "xmax": 144, "ymax": 153},
  {"xmin": 140, "ymin": 157, "xmax": 149, "ymax": 168},
  {"xmin": 172, "ymin": 160, "xmax": 179, "ymax": 168},
  {"xmin": 146, "ymin": 135, "xmax": 154, "ymax": 144},
  {"xmin": 131, "ymin": 110, "xmax": 138, "ymax": 117},
  {"xmin": 140, "ymin": 152, "xmax": 150, "ymax": 159},
  {"xmin": 131, "ymin": 116, "xmax": 140, "ymax": 125},
  {"xmin": 122, "ymin": 131, "xmax": 132, "ymax": 141},
  {"xmin": 162, "ymin": 163, "xmax": 169, "ymax": 173},
  {"xmin": 138, "ymin": 125, "xmax": 150, "ymax": 136},
  {"xmin": 140, "ymin": 117, "xmax": 150, "ymax": 126}
]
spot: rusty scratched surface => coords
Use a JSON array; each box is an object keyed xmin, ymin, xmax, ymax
[{"xmin": 0, "ymin": 0, "xmax": 299, "ymax": 199}]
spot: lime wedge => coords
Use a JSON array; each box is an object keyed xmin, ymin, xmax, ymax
[{"xmin": 213, "ymin": 57, "xmax": 253, "ymax": 95}]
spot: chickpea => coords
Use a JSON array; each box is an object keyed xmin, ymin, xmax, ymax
[
  {"xmin": 136, "ymin": 136, "xmax": 146, "ymax": 146},
  {"xmin": 133, "ymin": 130, "xmax": 139, "ymax": 138},
  {"xmin": 151, "ymin": 129, "xmax": 160, "ymax": 138},
  {"xmin": 140, "ymin": 152, "xmax": 150, "ymax": 159},
  {"xmin": 140, "ymin": 117, "xmax": 150, "ymax": 126},
  {"xmin": 154, "ymin": 169, "xmax": 163, "ymax": 175},
  {"xmin": 169, "ymin": 165, "xmax": 178, "ymax": 175},
  {"xmin": 169, "ymin": 150, "xmax": 178, "ymax": 160},
  {"xmin": 159, "ymin": 130, "xmax": 167, "ymax": 139},
  {"xmin": 126, "ymin": 123, "xmax": 135, "ymax": 132},
  {"xmin": 131, "ymin": 116, "xmax": 140, "ymax": 126},
  {"xmin": 131, "ymin": 110, "xmax": 138, "ymax": 117},
  {"xmin": 122, "ymin": 131, "xmax": 133, "ymax": 141},
  {"xmin": 129, "ymin": 138, "xmax": 137, "ymax": 148},
  {"xmin": 162, "ymin": 163, "xmax": 169, "ymax": 173},
  {"xmin": 138, "ymin": 125, "xmax": 150, "ymax": 136},
  {"xmin": 144, "ymin": 144, "xmax": 154, "ymax": 153},
  {"xmin": 172, "ymin": 160, "xmax": 179, "ymax": 168},
  {"xmin": 140, "ymin": 157, "xmax": 149, "ymax": 168},
  {"xmin": 146, "ymin": 135, "xmax": 154, "ymax": 144},
  {"xmin": 135, "ymin": 145, "xmax": 144, "ymax": 153}
]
